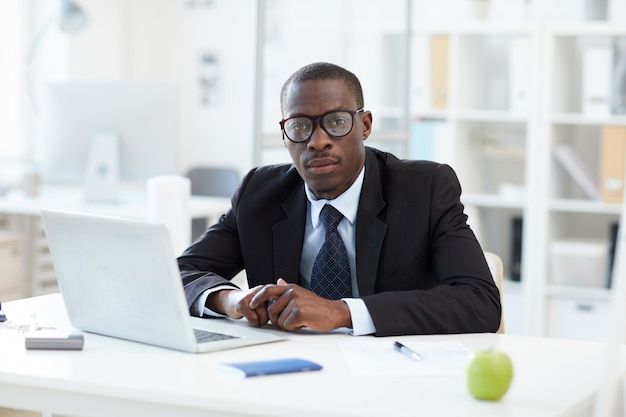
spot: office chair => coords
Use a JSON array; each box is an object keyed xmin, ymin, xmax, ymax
[
  {"xmin": 187, "ymin": 166, "xmax": 240, "ymax": 198},
  {"xmin": 186, "ymin": 166, "xmax": 240, "ymax": 241},
  {"xmin": 484, "ymin": 251, "xmax": 505, "ymax": 334}
]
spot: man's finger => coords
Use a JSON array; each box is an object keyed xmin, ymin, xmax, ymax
[
  {"xmin": 239, "ymin": 305, "xmax": 260, "ymax": 326},
  {"xmin": 276, "ymin": 300, "xmax": 303, "ymax": 331},
  {"xmin": 267, "ymin": 288, "xmax": 293, "ymax": 325},
  {"xmin": 249, "ymin": 285, "xmax": 289, "ymax": 309},
  {"xmin": 253, "ymin": 304, "xmax": 270, "ymax": 326},
  {"xmin": 277, "ymin": 278, "xmax": 288, "ymax": 285}
]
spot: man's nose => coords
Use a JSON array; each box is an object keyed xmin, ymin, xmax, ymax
[{"xmin": 307, "ymin": 123, "xmax": 332, "ymax": 151}]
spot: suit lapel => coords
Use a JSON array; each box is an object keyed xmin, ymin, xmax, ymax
[
  {"xmin": 356, "ymin": 150, "xmax": 387, "ymax": 296},
  {"xmin": 272, "ymin": 185, "xmax": 307, "ymax": 284}
]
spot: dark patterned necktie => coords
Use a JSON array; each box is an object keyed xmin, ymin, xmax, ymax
[{"xmin": 310, "ymin": 204, "xmax": 352, "ymax": 300}]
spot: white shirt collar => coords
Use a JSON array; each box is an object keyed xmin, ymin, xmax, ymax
[{"xmin": 304, "ymin": 165, "xmax": 365, "ymax": 228}]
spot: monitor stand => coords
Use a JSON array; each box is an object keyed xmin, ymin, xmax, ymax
[{"xmin": 84, "ymin": 130, "xmax": 120, "ymax": 203}]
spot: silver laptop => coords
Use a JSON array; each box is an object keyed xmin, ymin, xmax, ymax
[{"xmin": 41, "ymin": 209, "xmax": 284, "ymax": 353}]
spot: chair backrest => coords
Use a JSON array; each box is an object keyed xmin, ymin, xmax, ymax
[
  {"xmin": 186, "ymin": 166, "xmax": 241, "ymax": 241},
  {"xmin": 186, "ymin": 166, "xmax": 240, "ymax": 198},
  {"xmin": 484, "ymin": 251, "xmax": 505, "ymax": 334}
]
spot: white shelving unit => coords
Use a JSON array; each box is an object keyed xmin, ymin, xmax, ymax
[
  {"xmin": 0, "ymin": 214, "xmax": 57, "ymax": 301},
  {"xmin": 252, "ymin": 0, "xmax": 626, "ymax": 340},
  {"xmin": 407, "ymin": 0, "xmax": 536, "ymax": 336},
  {"xmin": 0, "ymin": 225, "xmax": 23, "ymax": 302},
  {"xmin": 541, "ymin": 18, "xmax": 625, "ymax": 340}
]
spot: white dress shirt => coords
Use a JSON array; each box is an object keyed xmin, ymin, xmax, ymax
[
  {"xmin": 299, "ymin": 166, "xmax": 375, "ymax": 335},
  {"xmin": 194, "ymin": 166, "xmax": 376, "ymax": 335}
]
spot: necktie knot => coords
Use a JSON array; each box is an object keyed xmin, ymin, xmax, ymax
[{"xmin": 319, "ymin": 204, "xmax": 343, "ymax": 233}]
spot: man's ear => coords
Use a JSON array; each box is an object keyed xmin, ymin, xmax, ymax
[{"xmin": 361, "ymin": 111, "xmax": 373, "ymax": 141}]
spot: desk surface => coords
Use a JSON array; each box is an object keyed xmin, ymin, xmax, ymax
[
  {"xmin": 0, "ymin": 294, "xmax": 624, "ymax": 417},
  {"xmin": 0, "ymin": 185, "xmax": 231, "ymax": 219}
]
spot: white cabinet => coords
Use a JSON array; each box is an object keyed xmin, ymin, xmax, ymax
[
  {"xmin": 547, "ymin": 297, "xmax": 611, "ymax": 342},
  {"xmin": 502, "ymin": 281, "xmax": 523, "ymax": 335},
  {"xmin": 0, "ymin": 215, "xmax": 56, "ymax": 300}
]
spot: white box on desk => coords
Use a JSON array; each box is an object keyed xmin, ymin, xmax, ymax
[
  {"xmin": 549, "ymin": 239, "xmax": 608, "ymax": 288},
  {"xmin": 0, "ymin": 231, "xmax": 23, "ymax": 300}
]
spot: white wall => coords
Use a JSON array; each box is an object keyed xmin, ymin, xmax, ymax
[
  {"xmin": 61, "ymin": 0, "xmax": 257, "ymax": 177},
  {"xmin": 0, "ymin": 1, "xmax": 27, "ymax": 160}
]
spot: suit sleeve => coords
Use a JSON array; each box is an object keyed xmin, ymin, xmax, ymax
[
  {"xmin": 362, "ymin": 164, "xmax": 502, "ymax": 336},
  {"xmin": 177, "ymin": 169, "xmax": 255, "ymax": 314}
]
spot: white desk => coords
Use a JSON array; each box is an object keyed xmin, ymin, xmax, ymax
[
  {"xmin": 0, "ymin": 185, "xmax": 231, "ymax": 298},
  {"xmin": 1, "ymin": 294, "xmax": 625, "ymax": 417},
  {"xmin": 0, "ymin": 185, "xmax": 231, "ymax": 220}
]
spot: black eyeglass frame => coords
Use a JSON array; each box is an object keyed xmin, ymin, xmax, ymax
[{"xmin": 279, "ymin": 108, "xmax": 365, "ymax": 143}]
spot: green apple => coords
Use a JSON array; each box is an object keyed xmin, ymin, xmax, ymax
[{"xmin": 466, "ymin": 349, "xmax": 513, "ymax": 401}]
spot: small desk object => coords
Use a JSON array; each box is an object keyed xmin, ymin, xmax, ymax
[{"xmin": 0, "ymin": 294, "xmax": 624, "ymax": 417}]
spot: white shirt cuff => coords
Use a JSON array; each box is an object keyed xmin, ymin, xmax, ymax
[
  {"xmin": 342, "ymin": 298, "xmax": 376, "ymax": 336},
  {"xmin": 194, "ymin": 285, "xmax": 238, "ymax": 318}
]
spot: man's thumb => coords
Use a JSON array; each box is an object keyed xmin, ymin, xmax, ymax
[{"xmin": 277, "ymin": 278, "xmax": 288, "ymax": 285}]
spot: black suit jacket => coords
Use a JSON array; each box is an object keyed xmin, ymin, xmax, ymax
[{"xmin": 178, "ymin": 147, "xmax": 501, "ymax": 336}]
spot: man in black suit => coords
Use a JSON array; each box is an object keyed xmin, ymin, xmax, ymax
[{"xmin": 178, "ymin": 62, "xmax": 501, "ymax": 336}]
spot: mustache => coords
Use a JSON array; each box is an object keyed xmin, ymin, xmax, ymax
[{"xmin": 303, "ymin": 153, "xmax": 340, "ymax": 166}]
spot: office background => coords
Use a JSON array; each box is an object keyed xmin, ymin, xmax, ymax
[{"xmin": 0, "ymin": 0, "xmax": 625, "ymax": 343}]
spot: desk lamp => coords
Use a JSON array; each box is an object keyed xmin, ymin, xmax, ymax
[
  {"xmin": 26, "ymin": 0, "xmax": 88, "ymax": 112},
  {"xmin": 22, "ymin": 0, "xmax": 87, "ymax": 195}
]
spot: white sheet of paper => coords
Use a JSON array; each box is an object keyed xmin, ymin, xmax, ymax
[{"xmin": 338, "ymin": 340, "xmax": 471, "ymax": 377}]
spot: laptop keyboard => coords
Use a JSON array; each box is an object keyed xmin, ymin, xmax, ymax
[{"xmin": 193, "ymin": 328, "xmax": 239, "ymax": 343}]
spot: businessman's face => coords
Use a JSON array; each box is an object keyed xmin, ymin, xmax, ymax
[{"xmin": 282, "ymin": 79, "xmax": 372, "ymax": 200}]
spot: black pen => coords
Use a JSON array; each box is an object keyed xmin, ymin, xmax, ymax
[{"xmin": 393, "ymin": 341, "xmax": 421, "ymax": 361}]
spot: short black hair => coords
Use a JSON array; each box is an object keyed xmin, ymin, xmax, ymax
[{"xmin": 280, "ymin": 62, "xmax": 364, "ymax": 114}]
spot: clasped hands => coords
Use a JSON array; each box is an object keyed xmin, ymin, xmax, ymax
[{"xmin": 207, "ymin": 279, "xmax": 352, "ymax": 332}]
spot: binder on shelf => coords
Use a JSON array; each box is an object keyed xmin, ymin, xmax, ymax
[
  {"xmin": 550, "ymin": 239, "xmax": 608, "ymax": 288},
  {"xmin": 509, "ymin": 37, "xmax": 530, "ymax": 115},
  {"xmin": 410, "ymin": 35, "xmax": 430, "ymax": 114},
  {"xmin": 607, "ymin": 221, "xmax": 619, "ymax": 288},
  {"xmin": 510, "ymin": 216, "xmax": 523, "ymax": 282},
  {"xmin": 381, "ymin": 33, "xmax": 405, "ymax": 109},
  {"xmin": 412, "ymin": 0, "xmax": 462, "ymax": 23},
  {"xmin": 612, "ymin": 38, "xmax": 626, "ymax": 114},
  {"xmin": 409, "ymin": 120, "xmax": 453, "ymax": 165},
  {"xmin": 430, "ymin": 35, "xmax": 449, "ymax": 110},
  {"xmin": 581, "ymin": 38, "xmax": 612, "ymax": 116},
  {"xmin": 467, "ymin": 0, "xmax": 489, "ymax": 20},
  {"xmin": 410, "ymin": 121, "xmax": 434, "ymax": 161},
  {"xmin": 609, "ymin": 0, "xmax": 626, "ymax": 24},
  {"xmin": 599, "ymin": 126, "xmax": 626, "ymax": 204},
  {"xmin": 488, "ymin": 0, "xmax": 529, "ymax": 22},
  {"xmin": 542, "ymin": 0, "xmax": 585, "ymax": 21},
  {"xmin": 553, "ymin": 143, "xmax": 601, "ymax": 200},
  {"xmin": 584, "ymin": 0, "xmax": 609, "ymax": 20}
]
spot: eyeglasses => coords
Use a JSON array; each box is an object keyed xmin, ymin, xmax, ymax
[{"xmin": 279, "ymin": 109, "xmax": 364, "ymax": 143}]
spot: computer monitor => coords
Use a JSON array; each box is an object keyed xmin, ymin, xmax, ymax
[{"xmin": 38, "ymin": 81, "xmax": 179, "ymax": 184}]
